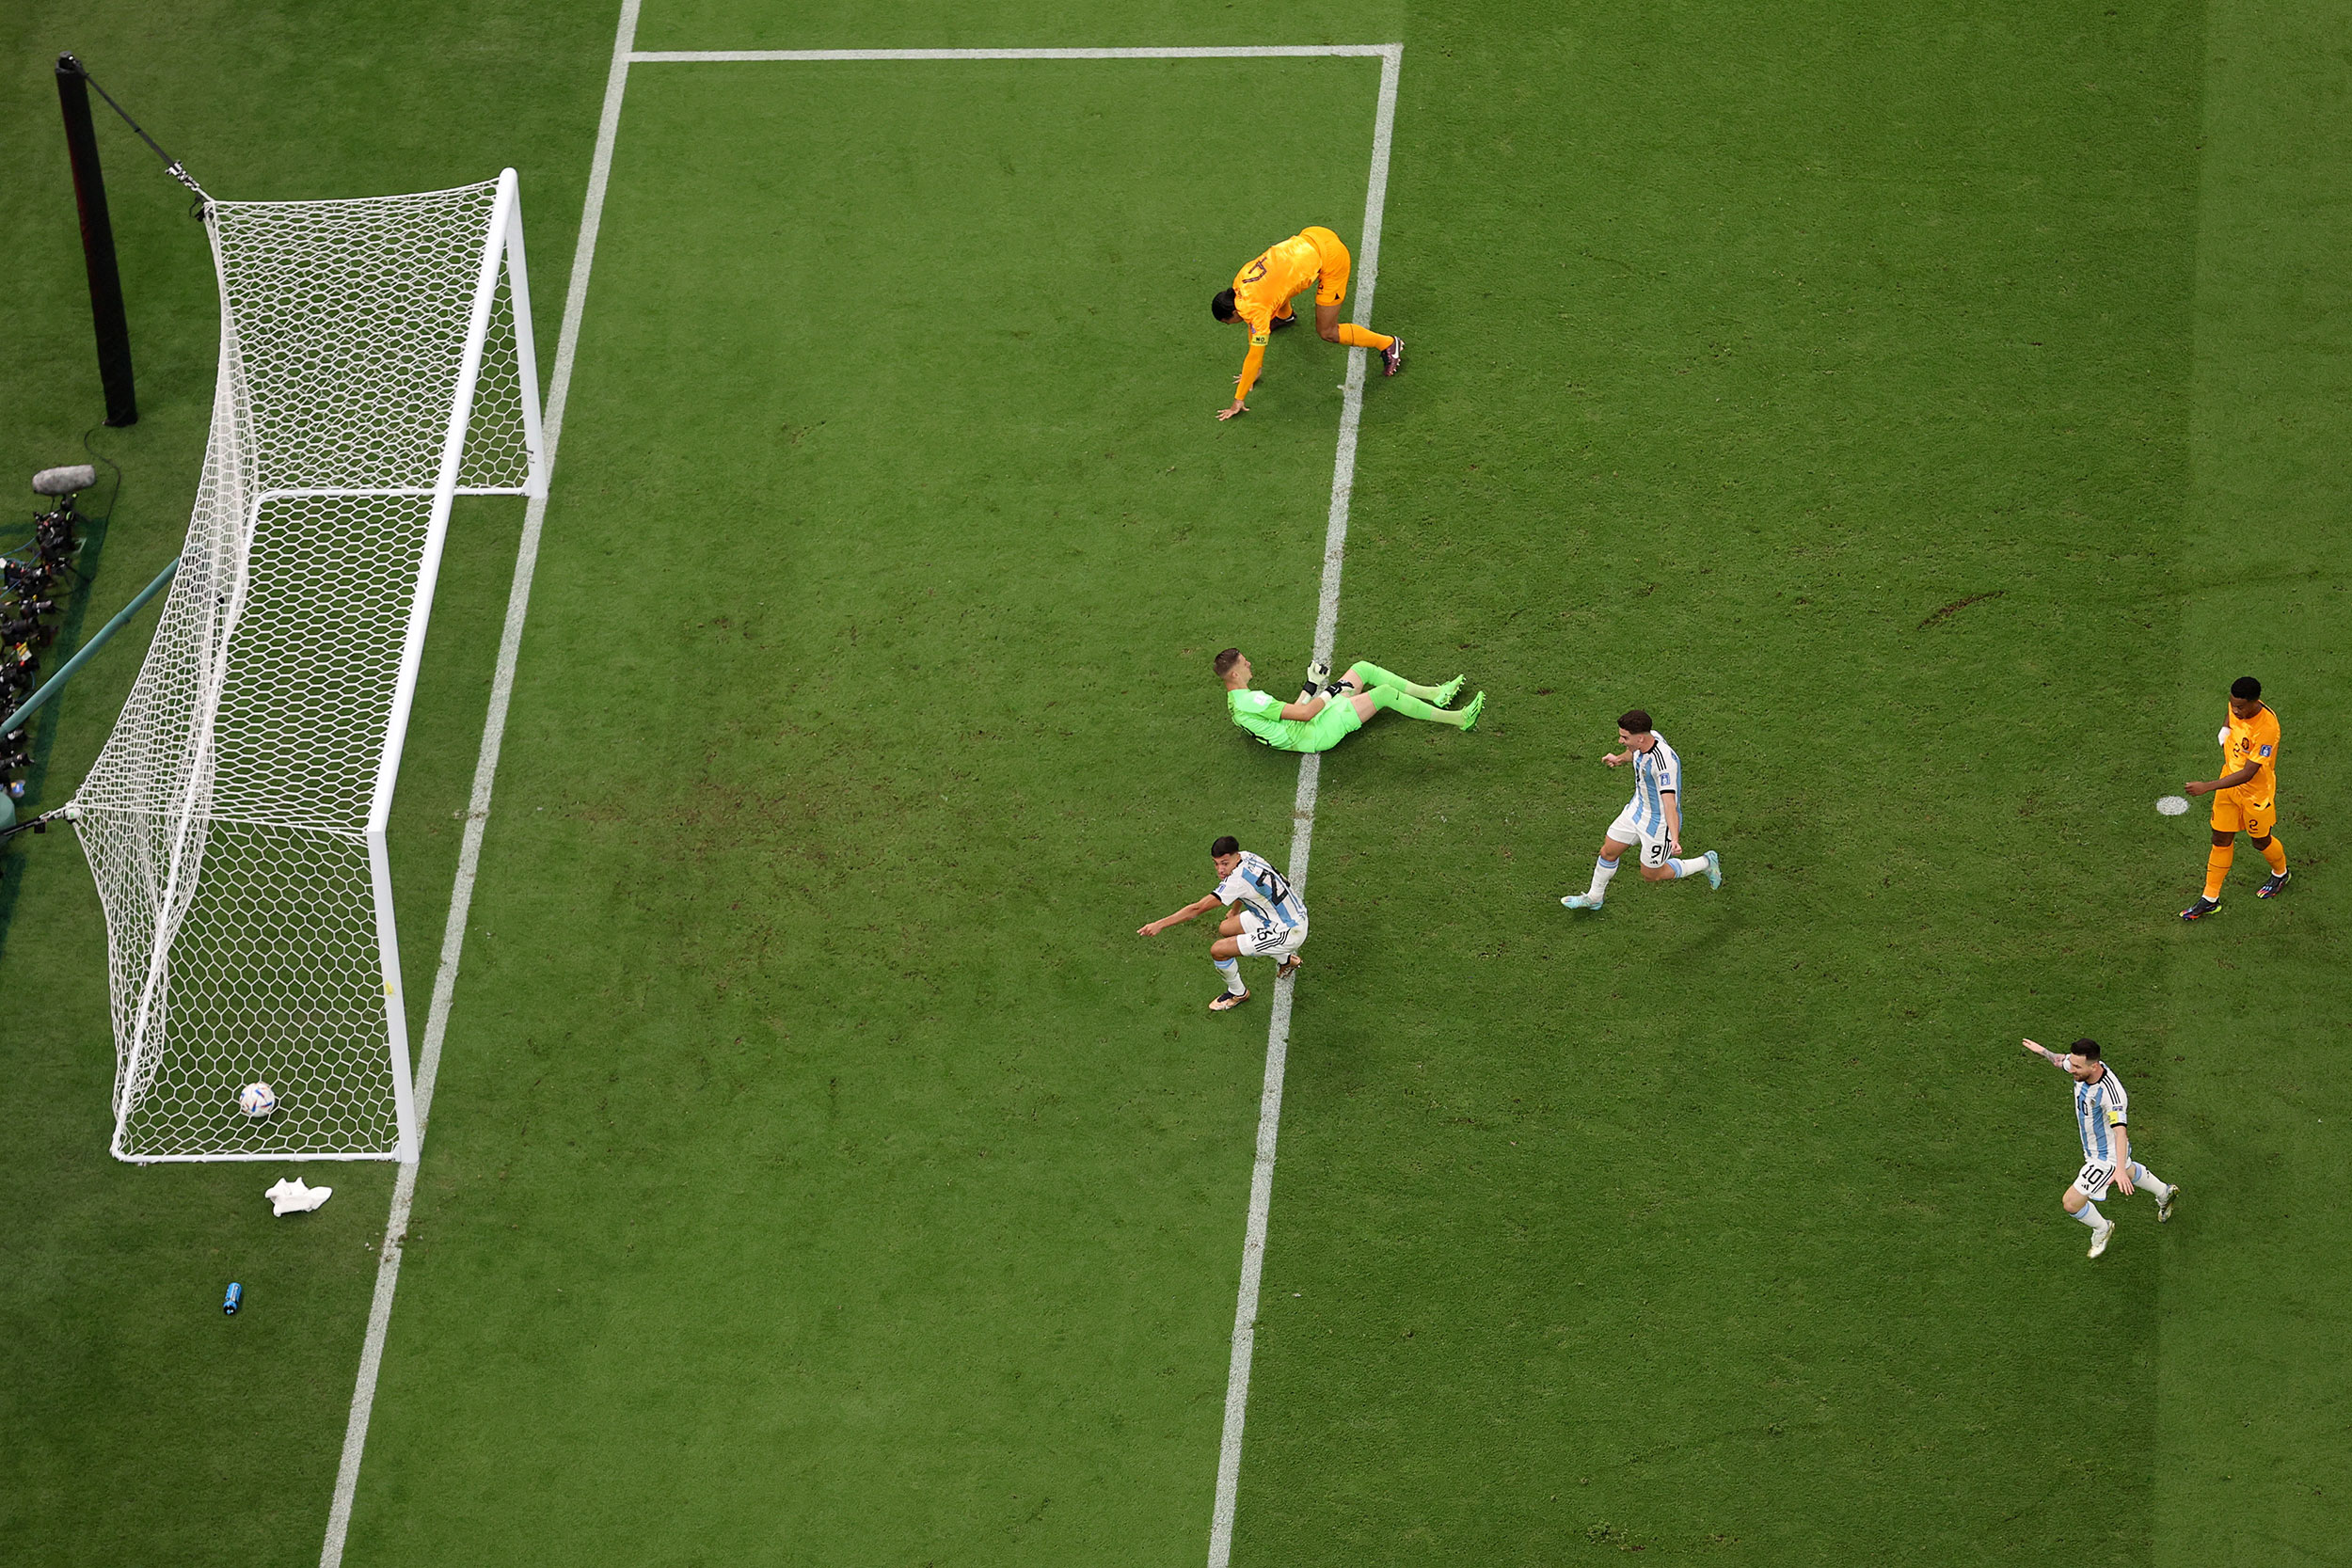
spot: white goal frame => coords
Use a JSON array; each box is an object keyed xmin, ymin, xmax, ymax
[{"xmin": 72, "ymin": 169, "xmax": 547, "ymax": 1165}]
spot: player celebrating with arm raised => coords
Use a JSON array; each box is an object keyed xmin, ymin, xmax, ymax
[
  {"xmin": 1212, "ymin": 225, "xmax": 1402, "ymax": 420},
  {"xmin": 2020, "ymin": 1037, "xmax": 2177, "ymax": 1259},
  {"xmin": 1137, "ymin": 836, "xmax": 1307, "ymax": 1012},
  {"xmin": 1560, "ymin": 710, "xmax": 1721, "ymax": 911},
  {"xmin": 1217, "ymin": 648, "xmax": 1483, "ymax": 752},
  {"xmin": 2180, "ymin": 675, "xmax": 2287, "ymax": 921}
]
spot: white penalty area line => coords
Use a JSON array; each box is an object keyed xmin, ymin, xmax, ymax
[
  {"xmin": 1206, "ymin": 42, "xmax": 1402, "ymax": 1568},
  {"xmin": 318, "ymin": 17, "xmax": 1398, "ymax": 1567},
  {"xmin": 317, "ymin": 2, "xmax": 648, "ymax": 1565}
]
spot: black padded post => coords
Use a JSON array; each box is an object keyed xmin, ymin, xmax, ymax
[{"xmin": 56, "ymin": 54, "xmax": 137, "ymax": 428}]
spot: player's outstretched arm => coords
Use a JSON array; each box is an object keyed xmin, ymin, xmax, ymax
[
  {"xmin": 1138, "ymin": 895, "xmax": 1223, "ymax": 937},
  {"xmin": 2022, "ymin": 1038, "xmax": 2064, "ymax": 1066},
  {"xmin": 1219, "ymin": 341, "xmax": 1269, "ymax": 420},
  {"xmin": 2185, "ymin": 761, "xmax": 2259, "ymax": 796}
]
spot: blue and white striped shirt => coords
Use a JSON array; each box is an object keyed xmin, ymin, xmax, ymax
[
  {"xmin": 1214, "ymin": 851, "xmax": 1307, "ymax": 929},
  {"xmin": 1627, "ymin": 734, "xmax": 1684, "ymax": 836},
  {"xmin": 2072, "ymin": 1068, "xmax": 2129, "ymax": 1164}
]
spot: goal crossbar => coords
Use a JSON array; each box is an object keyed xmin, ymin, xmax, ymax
[{"xmin": 71, "ymin": 169, "xmax": 546, "ymax": 1164}]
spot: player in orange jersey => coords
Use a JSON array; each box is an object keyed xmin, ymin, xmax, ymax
[
  {"xmin": 1211, "ymin": 226, "xmax": 1403, "ymax": 420},
  {"xmin": 2180, "ymin": 675, "xmax": 2287, "ymax": 920}
]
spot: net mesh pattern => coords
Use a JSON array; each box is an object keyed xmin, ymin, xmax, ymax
[{"xmin": 73, "ymin": 176, "xmax": 535, "ymax": 1162}]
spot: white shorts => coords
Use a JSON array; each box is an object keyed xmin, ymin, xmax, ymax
[
  {"xmin": 1606, "ymin": 807, "xmax": 1670, "ymax": 871},
  {"xmin": 2073, "ymin": 1161, "xmax": 2117, "ymax": 1201},
  {"xmin": 1237, "ymin": 911, "xmax": 1307, "ymax": 958}
]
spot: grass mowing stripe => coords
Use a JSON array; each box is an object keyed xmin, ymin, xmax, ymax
[
  {"xmin": 328, "ymin": 43, "xmax": 1398, "ymax": 1558},
  {"xmin": 1228, "ymin": 2, "xmax": 2217, "ymax": 1560},
  {"xmin": 319, "ymin": 5, "xmax": 644, "ymax": 1563},
  {"xmin": 333, "ymin": 52, "xmax": 1382, "ymax": 1566},
  {"xmin": 2158, "ymin": 0, "xmax": 2352, "ymax": 1557},
  {"xmin": 1207, "ymin": 41, "xmax": 1401, "ymax": 1568}
]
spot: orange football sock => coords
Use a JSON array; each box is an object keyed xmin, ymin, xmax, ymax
[
  {"xmin": 2203, "ymin": 844, "xmax": 2233, "ymax": 899},
  {"xmin": 2261, "ymin": 835, "xmax": 2288, "ymax": 875},
  {"xmin": 1336, "ymin": 325, "xmax": 1394, "ymax": 350}
]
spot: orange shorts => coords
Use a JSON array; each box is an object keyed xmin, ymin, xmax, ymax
[
  {"xmin": 1301, "ymin": 226, "xmax": 1351, "ymax": 306},
  {"xmin": 2210, "ymin": 792, "xmax": 2277, "ymax": 838}
]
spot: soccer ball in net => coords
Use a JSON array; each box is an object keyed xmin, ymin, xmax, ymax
[{"xmin": 238, "ymin": 1083, "xmax": 278, "ymax": 1118}]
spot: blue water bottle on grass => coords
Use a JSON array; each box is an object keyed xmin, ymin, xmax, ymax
[{"xmin": 223, "ymin": 1282, "xmax": 242, "ymax": 1315}]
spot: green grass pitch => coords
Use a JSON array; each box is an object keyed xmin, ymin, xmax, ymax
[{"xmin": 1, "ymin": 0, "xmax": 2346, "ymax": 1563}]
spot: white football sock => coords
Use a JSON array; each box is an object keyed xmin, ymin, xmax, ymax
[
  {"xmin": 1587, "ymin": 857, "xmax": 1621, "ymax": 899},
  {"xmin": 1671, "ymin": 857, "xmax": 1708, "ymax": 879},
  {"xmin": 2072, "ymin": 1202, "xmax": 2106, "ymax": 1228},
  {"xmin": 2129, "ymin": 1163, "xmax": 2169, "ymax": 1199},
  {"xmin": 1215, "ymin": 958, "xmax": 1245, "ymax": 995}
]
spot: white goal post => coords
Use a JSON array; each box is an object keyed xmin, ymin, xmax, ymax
[{"xmin": 69, "ymin": 170, "xmax": 546, "ymax": 1164}]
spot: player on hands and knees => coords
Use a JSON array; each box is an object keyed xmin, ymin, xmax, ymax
[
  {"xmin": 1561, "ymin": 709, "xmax": 1721, "ymax": 911},
  {"xmin": 1217, "ymin": 648, "xmax": 1482, "ymax": 753},
  {"xmin": 1212, "ymin": 225, "xmax": 1403, "ymax": 420},
  {"xmin": 2021, "ymin": 1037, "xmax": 2177, "ymax": 1258},
  {"xmin": 2180, "ymin": 674, "xmax": 2286, "ymax": 921},
  {"xmin": 1137, "ymin": 836, "xmax": 1308, "ymax": 1012}
]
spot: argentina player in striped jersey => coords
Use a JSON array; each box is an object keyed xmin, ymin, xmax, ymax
[
  {"xmin": 1561, "ymin": 708, "xmax": 1722, "ymax": 911},
  {"xmin": 2021, "ymin": 1037, "xmax": 2178, "ymax": 1259},
  {"xmin": 1137, "ymin": 836, "xmax": 1308, "ymax": 1011}
]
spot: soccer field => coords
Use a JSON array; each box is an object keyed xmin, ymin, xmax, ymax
[{"xmin": 3, "ymin": 1, "xmax": 2347, "ymax": 1564}]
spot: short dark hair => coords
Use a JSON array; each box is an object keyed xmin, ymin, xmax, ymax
[
  {"xmin": 2071, "ymin": 1037, "xmax": 2101, "ymax": 1061},
  {"xmin": 1618, "ymin": 708, "xmax": 1653, "ymax": 735},
  {"xmin": 2232, "ymin": 675, "xmax": 2262, "ymax": 701},
  {"xmin": 1211, "ymin": 835, "xmax": 1241, "ymax": 859},
  {"xmin": 1213, "ymin": 647, "xmax": 1244, "ymax": 678},
  {"xmin": 1211, "ymin": 289, "xmax": 1239, "ymax": 323}
]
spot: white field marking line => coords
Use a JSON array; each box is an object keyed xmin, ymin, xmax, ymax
[
  {"xmin": 315, "ymin": 3, "xmax": 644, "ymax": 1565},
  {"xmin": 630, "ymin": 45, "xmax": 1395, "ymax": 62},
  {"xmin": 1206, "ymin": 41, "xmax": 1402, "ymax": 1568}
]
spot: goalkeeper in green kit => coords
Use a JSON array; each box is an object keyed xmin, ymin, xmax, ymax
[{"xmin": 1215, "ymin": 648, "xmax": 1484, "ymax": 752}]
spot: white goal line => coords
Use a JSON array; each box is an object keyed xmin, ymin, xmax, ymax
[
  {"xmin": 321, "ymin": 15, "xmax": 1399, "ymax": 1567},
  {"xmin": 252, "ymin": 486, "xmax": 538, "ymax": 499}
]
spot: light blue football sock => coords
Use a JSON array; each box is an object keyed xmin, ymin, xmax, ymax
[{"xmin": 1586, "ymin": 857, "xmax": 1620, "ymax": 900}]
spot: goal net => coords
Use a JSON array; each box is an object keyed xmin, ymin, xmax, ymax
[{"xmin": 70, "ymin": 171, "xmax": 546, "ymax": 1163}]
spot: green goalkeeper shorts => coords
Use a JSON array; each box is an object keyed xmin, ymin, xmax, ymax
[{"xmin": 1273, "ymin": 696, "xmax": 1363, "ymax": 752}]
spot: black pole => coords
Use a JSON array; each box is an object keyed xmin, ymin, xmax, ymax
[{"xmin": 56, "ymin": 54, "xmax": 137, "ymax": 428}]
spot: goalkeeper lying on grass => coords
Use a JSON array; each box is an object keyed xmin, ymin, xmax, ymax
[{"xmin": 1215, "ymin": 648, "xmax": 1483, "ymax": 752}]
